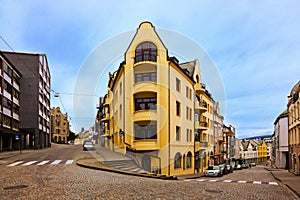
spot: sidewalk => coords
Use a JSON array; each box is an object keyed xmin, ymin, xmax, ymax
[
  {"xmin": 0, "ymin": 149, "xmax": 35, "ymax": 160},
  {"xmin": 266, "ymin": 167, "xmax": 300, "ymax": 198},
  {"xmin": 76, "ymin": 146, "xmax": 177, "ymax": 180}
]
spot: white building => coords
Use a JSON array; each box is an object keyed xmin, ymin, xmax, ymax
[{"xmin": 273, "ymin": 110, "xmax": 289, "ymax": 169}]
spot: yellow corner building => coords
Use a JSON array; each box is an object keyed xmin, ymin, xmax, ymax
[{"xmin": 97, "ymin": 22, "xmax": 214, "ymax": 176}]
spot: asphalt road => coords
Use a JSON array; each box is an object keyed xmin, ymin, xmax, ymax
[{"xmin": 0, "ymin": 144, "xmax": 297, "ymax": 199}]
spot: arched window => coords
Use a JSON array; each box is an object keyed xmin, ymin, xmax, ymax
[
  {"xmin": 186, "ymin": 151, "xmax": 192, "ymax": 169},
  {"xmin": 174, "ymin": 152, "xmax": 182, "ymax": 169},
  {"xmin": 135, "ymin": 42, "xmax": 157, "ymax": 63}
]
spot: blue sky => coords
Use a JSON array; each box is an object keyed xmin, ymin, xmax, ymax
[{"xmin": 0, "ymin": 0, "xmax": 299, "ymax": 138}]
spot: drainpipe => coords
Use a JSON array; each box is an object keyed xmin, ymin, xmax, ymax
[{"xmin": 168, "ymin": 61, "xmax": 171, "ymax": 177}]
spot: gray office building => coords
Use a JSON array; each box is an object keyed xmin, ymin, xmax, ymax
[{"xmin": 1, "ymin": 51, "xmax": 51, "ymax": 150}]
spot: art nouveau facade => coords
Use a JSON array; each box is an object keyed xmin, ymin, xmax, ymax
[
  {"xmin": 50, "ymin": 107, "xmax": 70, "ymax": 144},
  {"xmin": 97, "ymin": 22, "xmax": 218, "ymax": 176},
  {"xmin": 288, "ymin": 81, "xmax": 300, "ymax": 175}
]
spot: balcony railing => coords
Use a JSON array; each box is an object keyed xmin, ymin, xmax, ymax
[
  {"xmin": 201, "ymin": 142, "xmax": 208, "ymax": 147},
  {"xmin": 100, "ymin": 113, "xmax": 110, "ymax": 122},
  {"xmin": 195, "ymin": 83, "xmax": 206, "ymax": 94},
  {"xmin": 195, "ymin": 121, "xmax": 208, "ymax": 130},
  {"xmin": 195, "ymin": 101, "xmax": 208, "ymax": 112}
]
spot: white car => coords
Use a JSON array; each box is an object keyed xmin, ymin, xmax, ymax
[
  {"xmin": 204, "ymin": 166, "xmax": 222, "ymax": 177},
  {"xmin": 83, "ymin": 141, "xmax": 95, "ymax": 151}
]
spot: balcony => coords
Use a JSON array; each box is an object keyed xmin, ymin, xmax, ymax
[
  {"xmin": 102, "ymin": 130, "xmax": 110, "ymax": 137},
  {"xmin": 195, "ymin": 141, "xmax": 209, "ymax": 151},
  {"xmin": 194, "ymin": 101, "xmax": 208, "ymax": 112},
  {"xmin": 100, "ymin": 113, "xmax": 110, "ymax": 122},
  {"xmin": 133, "ymin": 139, "xmax": 158, "ymax": 151},
  {"xmin": 195, "ymin": 121, "xmax": 208, "ymax": 130},
  {"xmin": 194, "ymin": 83, "xmax": 206, "ymax": 95},
  {"xmin": 224, "ymin": 130, "xmax": 235, "ymax": 137},
  {"xmin": 201, "ymin": 142, "xmax": 208, "ymax": 147},
  {"xmin": 218, "ymin": 137, "xmax": 225, "ymax": 143},
  {"xmin": 103, "ymin": 98, "xmax": 109, "ymax": 107}
]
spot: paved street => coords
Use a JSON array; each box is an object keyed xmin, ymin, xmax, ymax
[{"xmin": 0, "ymin": 144, "xmax": 298, "ymax": 199}]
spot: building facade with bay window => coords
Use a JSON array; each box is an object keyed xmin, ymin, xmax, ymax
[{"xmin": 97, "ymin": 22, "xmax": 218, "ymax": 176}]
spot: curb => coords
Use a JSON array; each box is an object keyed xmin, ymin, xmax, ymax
[
  {"xmin": 76, "ymin": 159, "xmax": 177, "ymax": 180},
  {"xmin": 266, "ymin": 168, "xmax": 300, "ymax": 198}
]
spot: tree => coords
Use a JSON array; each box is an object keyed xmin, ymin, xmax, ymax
[{"xmin": 67, "ymin": 131, "xmax": 76, "ymax": 142}]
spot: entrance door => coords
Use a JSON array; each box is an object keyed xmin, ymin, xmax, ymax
[{"xmin": 142, "ymin": 155, "xmax": 151, "ymax": 172}]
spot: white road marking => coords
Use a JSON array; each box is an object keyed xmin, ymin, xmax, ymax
[
  {"xmin": 196, "ymin": 179, "xmax": 206, "ymax": 182},
  {"xmin": 22, "ymin": 161, "xmax": 38, "ymax": 166},
  {"xmin": 238, "ymin": 180, "xmax": 247, "ymax": 183},
  {"xmin": 208, "ymin": 180, "xmax": 217, "ymax": 182},
  {"xmin": 51, "ymin": 160, "xmax": 62, "ymax": 165},
  {"xmin": 269, "ymin": 182, "xmax": 278, "ymax": 185},
  {"xmin": 223, "ymin": 180, "xmax": 232, "ymax": 183},
  {"xmin": 37, "ymin": 160, "xmax": 50, "ymax": 165},
  {"xmin": 7, "ymin": 161, "xmax": 24, "ymax": 166},
  {"xmin": 65, "ymin": 160, "xmax": 74, "ymax": 165},
  {"xmin": 253, "ymin": 181, "xmax": 262, "ymax": 184}
]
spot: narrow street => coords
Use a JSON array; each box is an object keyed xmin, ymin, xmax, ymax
[{"xmin": 0, "ymin": 144, "xmax": 297, "ymax": 199}]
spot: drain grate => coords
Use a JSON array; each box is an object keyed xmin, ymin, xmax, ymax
[
  {"xmin": 4, "ymin": 185, "xmax": 28, "ymax": 190},
  {"xmin": 205, "ymin": 189, "xmax": 223, "ymax": 193}
]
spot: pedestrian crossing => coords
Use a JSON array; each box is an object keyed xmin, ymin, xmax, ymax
[
  {"xmin": 183, "ymin": 179, "xmax": 279, "ymax": 186},
  {"xmin": 7, "ymin": 159, "xmax": 74, "ymax": 167}
]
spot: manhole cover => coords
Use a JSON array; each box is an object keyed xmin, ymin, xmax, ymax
[
  {"xmin": 4, "ymin": 185, "xmax": 28, "ymax": 190},
  {"xmin": 205, "ymin": 189, "xmax": 223, "ymax": 193}
]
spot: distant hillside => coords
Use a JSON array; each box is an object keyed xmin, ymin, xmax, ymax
[{"xmin": 241, "ymin": 135, "xmax": 272, "ymax": 140}]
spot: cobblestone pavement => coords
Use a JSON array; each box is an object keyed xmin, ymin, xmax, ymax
[{"xmin": 0, "ymin": 163, "xmax": 298, "ymax": 200}]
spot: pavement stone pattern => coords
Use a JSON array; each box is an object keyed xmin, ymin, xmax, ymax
[
  {"xmin": 0, "ymin": 164, "xmax": 297, "ymax": 200},
  {"xmin": 1, "ymin": 144, "xmax": 299, "ymax": 199}
]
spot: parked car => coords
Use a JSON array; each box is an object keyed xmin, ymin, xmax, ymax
[
  {"xmin": 219, "ymin": 164, "xmax": 228, "ymax": 175},
  {"xmin": 83, "ymin": 140, "xmax": 95, "ymax": 151},
  {"xmin": 226, "ymin": 165, "xmax": 233, "ymax": 173},
  {"xmin": 234, "ymin": 164, "xmax": 242, "ymax": 170},
  {"xmin": 204, "ymin": 166, "xmax": 222, "ymax": 177},
  {"xmin": 241, "ymin": 163, "xmax": 248, "ymax": 169}
]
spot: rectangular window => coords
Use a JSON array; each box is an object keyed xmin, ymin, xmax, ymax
[
  {"xmin": 186, "ymin": 86, "xmax": 189, "ymax": 98},
  {"xmin": 186, "ymin": 129, "xmax": 189, "ymax": 142},
  {"xmin": 186, "ymin": 107, "xmax": 192, "ymax": 120},
  {"xmin": 13, "ymin": 89, "xmax": 19, "ymax": 100},
  {"xmin": 189, "ymin": 88, "xmax": 192, "ymax": 100},
  {"xmin": 3, "ymin": 97, "xmax": 12, "ymax": 110},
  {"xmin": 135, "ymin": 97, "xmax": 157, "ymax": 111},
  {"xmin": 176, "ymin": 101, "xmax": 181, "ymax": 116},
  {"xmin": 176, "ymin": 78, "xmax": 181, "ymax": 92},
  {"xmin": 3, "ymin": 115, "xmax": 11, "ymax": 127},
  {"xmin": 3, "ymin": 62, "xmax": 12, "ymax": 77},
  {"xmin": 135, "ymin": 72, "xmax": 157, "ymax": 83},
  {"xmin": 120, "ymin": 82, "xmax": 122, "ymax": 96},
  {"xmin": 186, "ymin": 106, "xmax": 189, "ymax": 120},
  {"xmin": 134, "ymin": 121, "xmax": 157, "ymax": 140},
  {"xmin": 176, "ymin": 126, "xmax": 181, "ymax": 141},
  {"xmin": 4, "ymin": 81, "xmax": 12, "ymax": 94},
  {"xmin": 120, "ymin": 104, "xmax": 122, "ymax": 119}
]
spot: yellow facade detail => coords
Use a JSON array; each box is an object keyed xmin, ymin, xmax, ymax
[
  {"xmin": 50, "ymin": 107, "xmax": 70, "ymax": 144},
  {"xmin": 97, "ymin": 22, "xmax": 217, "ymax": 177}
]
